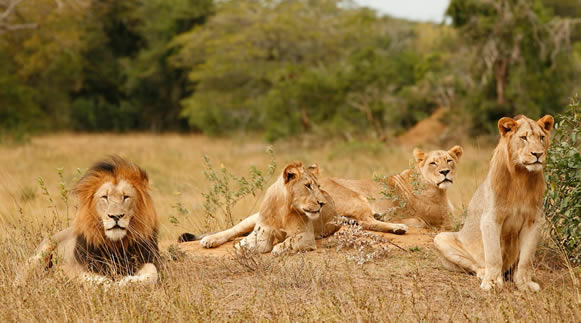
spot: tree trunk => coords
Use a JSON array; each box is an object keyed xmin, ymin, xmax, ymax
[
  {"xmin": 495, "ymin": 59, "xmax": 508, "ymax": 105},
  {"xmin": 300, "ymin": 108, "xmax": 311, "ymax": 131}
]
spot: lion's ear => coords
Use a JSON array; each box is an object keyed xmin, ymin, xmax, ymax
[
  {"xmin": 306, "ymin": 164, "xmax": 320, "ymax": 177},
  {"xmin": 498, "ymin": 117, "xmax": 518, "ymax": 136},
  {"xmin": 283, "ymin": 162, "xmax": 302, "ymax": 184},
  {"xmin": 537, "ymin": 115, "xmax": 554, "ymax": 132},
  {"xmin": 139, "ymin": 167, "xmax": 150, "ymax": 187},
  {"xmin": 413, "ymin": 148, "xmax": 426, "ymax": 163},
  {"xmin": 448, "ymin": 145, "xmax": 463, "ymax": 161}
]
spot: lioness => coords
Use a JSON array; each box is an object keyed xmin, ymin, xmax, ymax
[
  {"xmin": 181, "ymin": 162, "xmax": 340, "ymax": 255},
  {"xmin": 434, "ymin": 115, "xmax": 554, "ymax": 291},
  {"xmin": 321, "ymin": 146, "xmax": 463, "ymax": 230}
]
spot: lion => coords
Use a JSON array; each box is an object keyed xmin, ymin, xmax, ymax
[
  {"xmin": 320, "ymin": 145, "xmax": 463, "ymax": 231},
  {"xmin": 179, "ymin": 161, "xmax": 340, "ymax": 255},
  {"xmin": 16, "ymin": 156, "xmax": 160, "ymax": 286},
  {"xmin": 434, "ymin": 115, "xmax": 554, "ymax": 292}
]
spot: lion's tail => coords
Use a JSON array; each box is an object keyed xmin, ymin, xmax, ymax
[{"xmin": 177, "ymin": 232, "xmax": 214, "ymax": 243}]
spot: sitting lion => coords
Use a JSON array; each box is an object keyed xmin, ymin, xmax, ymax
[
  {"xmin": 434, "ymin": 115, "xmax": 554, "ymax": 291},
  {"xmin": 180, "ymin": 161, "xmax": 340, "ymax": 255},
  {"xmin": 16, "ymin": 156, "xmax": 160, "ymax": 286},
  {"xmin": 320, "ymin": 145, "xmax": 463, "ymax": 230}
]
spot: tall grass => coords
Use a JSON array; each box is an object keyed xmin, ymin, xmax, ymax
[{"xmin": 0, "ymin": 134, "xmax": 578, "ymax": 321}]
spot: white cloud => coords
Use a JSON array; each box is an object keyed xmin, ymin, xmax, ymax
[{"xmin": 355, "ymin": 0, "xmax": 451, "ymax": 23}]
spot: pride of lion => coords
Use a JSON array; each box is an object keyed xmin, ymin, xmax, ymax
[{"xmin": 19, "ymin": 114, "xmax": 554, "ymax": 292}]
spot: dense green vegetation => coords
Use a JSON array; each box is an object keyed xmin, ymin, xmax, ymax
[
  {"xmin": 545, "ymin": 97, "xmax": 581, "ymax": 265},
  {"xmin": 0, "ymin": 0, "xmax": 579, "ymax": 139}
]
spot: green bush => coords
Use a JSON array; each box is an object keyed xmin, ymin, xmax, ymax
[{"xmin": 544, "ymin": 96, "xmax": 581, "ymax": 265}]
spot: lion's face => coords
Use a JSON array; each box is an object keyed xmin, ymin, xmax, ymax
[
  {"xmin": 283, "ymin": 162, "xmax": 327, "ymax": 220},
  {"xmin": 498, "ymin": 115, "xmax": 554, "ymax": 172},
  {"xmin": 414, "ymin": 146, "xmax": 463, "ymax": 189},
  {"xmin": 74, "ymin": 156, "xmax": 158, "ymax": 248},
  {"xmin": 94, "ymin": 179, "xmax": 138, "ymax": 241}
]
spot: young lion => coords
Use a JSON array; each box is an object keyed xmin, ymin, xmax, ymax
[
  {"xmin": 320, "ymin": 146, "xmax": 463, "ymax": 230},
  {"xmin": 434, "ymin": 115, "xmax": 554, "ymax": 292},
  {"xmin": 16, "ymin": 156, "xmax": 160, "ymax": 286},
  {"xmin": 181, "ymin": 162, "xmax": 340, "ymax": 255}
]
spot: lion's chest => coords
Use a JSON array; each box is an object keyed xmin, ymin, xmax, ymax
[
  {"xmin": 498, "ymin": 206, "xmax": 537, "ymax": 268},
  {"xmin": 74, "ymin": 235, "xmax": 158, "ymax": 277}
]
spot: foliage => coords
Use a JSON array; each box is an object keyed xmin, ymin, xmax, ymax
[
  {"xmin": 200, "ymin": 146, "xmax": 276, "ymax": 229},
  {"xmin": 172, "ymin": 0, "xmax": 444, "ymax": 139},
  {"xmin": 0, "ymin": 0, "xmax": 579, "ymax": 138},
  {"xmin": 544, "ymin": 96, "xmax": 581, "ymax": 265},
  {"xmin": 447, "ymin": 0, "xmax": 580, "ymax": 133}
]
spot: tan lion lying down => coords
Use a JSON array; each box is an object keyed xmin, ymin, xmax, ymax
[{"xmin": 181, "ymin": 162, "xmax": 341, "ymax": 255}]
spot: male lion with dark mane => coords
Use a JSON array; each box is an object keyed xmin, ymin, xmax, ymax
[
  {"xmin": 180, "ymin": 161, "xmax": 340, "ymax": 255},
  {"xmin": 16, "ymin": 156, "xmax": 160, "ymax": 286},
  {"xmin": 434, "ymin": 115, "xmax": 554, "ymax": 292}
]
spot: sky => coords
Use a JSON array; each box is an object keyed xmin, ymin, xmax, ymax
[{"xmin": 355, "ymin": 0, "xmax": 451, "ymax": 23}]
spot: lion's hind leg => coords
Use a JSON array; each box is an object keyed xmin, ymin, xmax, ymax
[
  {"xmin": 200, "ymin": 213, "xmax": 259, "ymax": 248},
  {"xmin": 434, "ymin": 232, "xmax": 482, "ymax": 276}
]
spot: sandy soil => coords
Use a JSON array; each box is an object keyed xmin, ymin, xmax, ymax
[{"xmin": 173, "ymin": 227, "xmax": 436, "ymax": 258}]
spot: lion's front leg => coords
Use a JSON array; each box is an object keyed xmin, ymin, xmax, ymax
[
  {"xmin": 15, "ymin": 228, "xmax": 73, "ymax": 287},
  {"xmin": 271, "ymin": 231, "xmax": 316, "ymax": 256},
  {"xmin": 201, "ymin": 213, "xmax": 259, "ymax": 248},
  {"xmin": 514, "ymin": 215, "xmax": 542, "ymax": 292},
  {"xmin": 118, "ymin": 263, "xmax": 158, "ymax": 286},
  {"xmin": 480, "ymin": 212, "xmax": 504, "ymax": 291},
  {"xmin": 237, "ymin": 223, "xmax": 275, "ymax": 253}
]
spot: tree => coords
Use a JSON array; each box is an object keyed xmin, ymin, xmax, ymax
[
  {"xmin": 0, "ymin": 0, "xmax": 37, "ymax": 34},
  {"xmin": 447, "ymin": 0, "xmax": 580, "ymax": 132}
]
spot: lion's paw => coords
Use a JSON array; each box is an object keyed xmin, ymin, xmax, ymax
[
  {"xmin": 517, "ymin": 281, "xmax": 540, "ymax": 292},
  {"xmin": 200, "ymin": 235, "xmax": 225, "ymax": 248},
  {"xmin": 480, "ymin": 276, "xmax": 503, "ymax": 291},
  {"xmin": 392, "ymin": 224, "xmax": 408, "ymax": 235},
  {"xmin": 271, "ymin": 243, "xmax": 285, "ymax": 257}
]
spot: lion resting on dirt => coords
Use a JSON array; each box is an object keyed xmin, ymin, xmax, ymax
[
  {"xmin": 434, "ymin": 115, "xmax": 554, "ymax": 291},
  {"xmin": 321, "ymin": 146, "xmax": 463, "ymax": 230},
  {"xmin": 16, "ymin": 156, "xmax": 160, "ymax": 286},
  {"xmin": 180, "ymin": 162, "xmax": 340, "ymax": 255}
]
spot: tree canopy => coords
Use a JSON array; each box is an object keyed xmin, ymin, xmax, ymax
[{"xmin": 0, "ymin": 0, "xmax": 579, "ymax": 140}]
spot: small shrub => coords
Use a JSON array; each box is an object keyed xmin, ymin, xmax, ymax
[
  {"xmin": 544, "ymin": 96, "xmax": 581, "ymax": 265},
  {"xmin": 326, "ymin": 219, "xmax": 404, "ymax": 265},
  {"xmin": 200, "ymin": 146, "xmax": 276, "ymax": 230}
]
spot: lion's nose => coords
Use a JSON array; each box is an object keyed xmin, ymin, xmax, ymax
[
  {"xmin": 108, "ymin": 214, "xmax": 125, "ymax": 222},
  {"xmin": 531, "ymin": 152, "xmax": 543, "ymax": 159},
  {"xmin": 440, "ymin": 169, "xmax": 450, "ymax": 176}
]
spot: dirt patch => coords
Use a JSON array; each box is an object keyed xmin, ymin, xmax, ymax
[{"xmin": 174, "ymin": 227, "xmax": 435, "ymax": 257}]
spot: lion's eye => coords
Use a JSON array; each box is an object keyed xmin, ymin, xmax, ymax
[
  {"xmin": 520, "ymin": 136, "xmax": 528, "ymax": 141},
  {"xmin": 447, "ymin": 160, "xmax": 453, "ymax": 164},
  {"xmin": 305, "ymin": 184, "xmax": 312, "ymax": 190},
  {"xmin": 540, "ymin": 135, "xmax": 545, "ymax": 141},
  {"xmin": 430, "ymin": 162, "xmax": 437, "ymax": 166},
  {"xmin": 123, "ymin": 195, "xmax": 130, "ymax": 201},
  {"xmin": 101, "ymin": 195, "xmax": 108, "ymax": 200}
]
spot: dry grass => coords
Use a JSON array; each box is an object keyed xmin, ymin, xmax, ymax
[{"xmin": 0, "ymin": 133, "xmax": 579, "ymax": 321}]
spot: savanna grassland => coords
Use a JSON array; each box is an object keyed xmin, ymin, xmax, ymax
[{"xmin": 0, "ymin": 134, "xmax": 579, "ymax": 322}]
